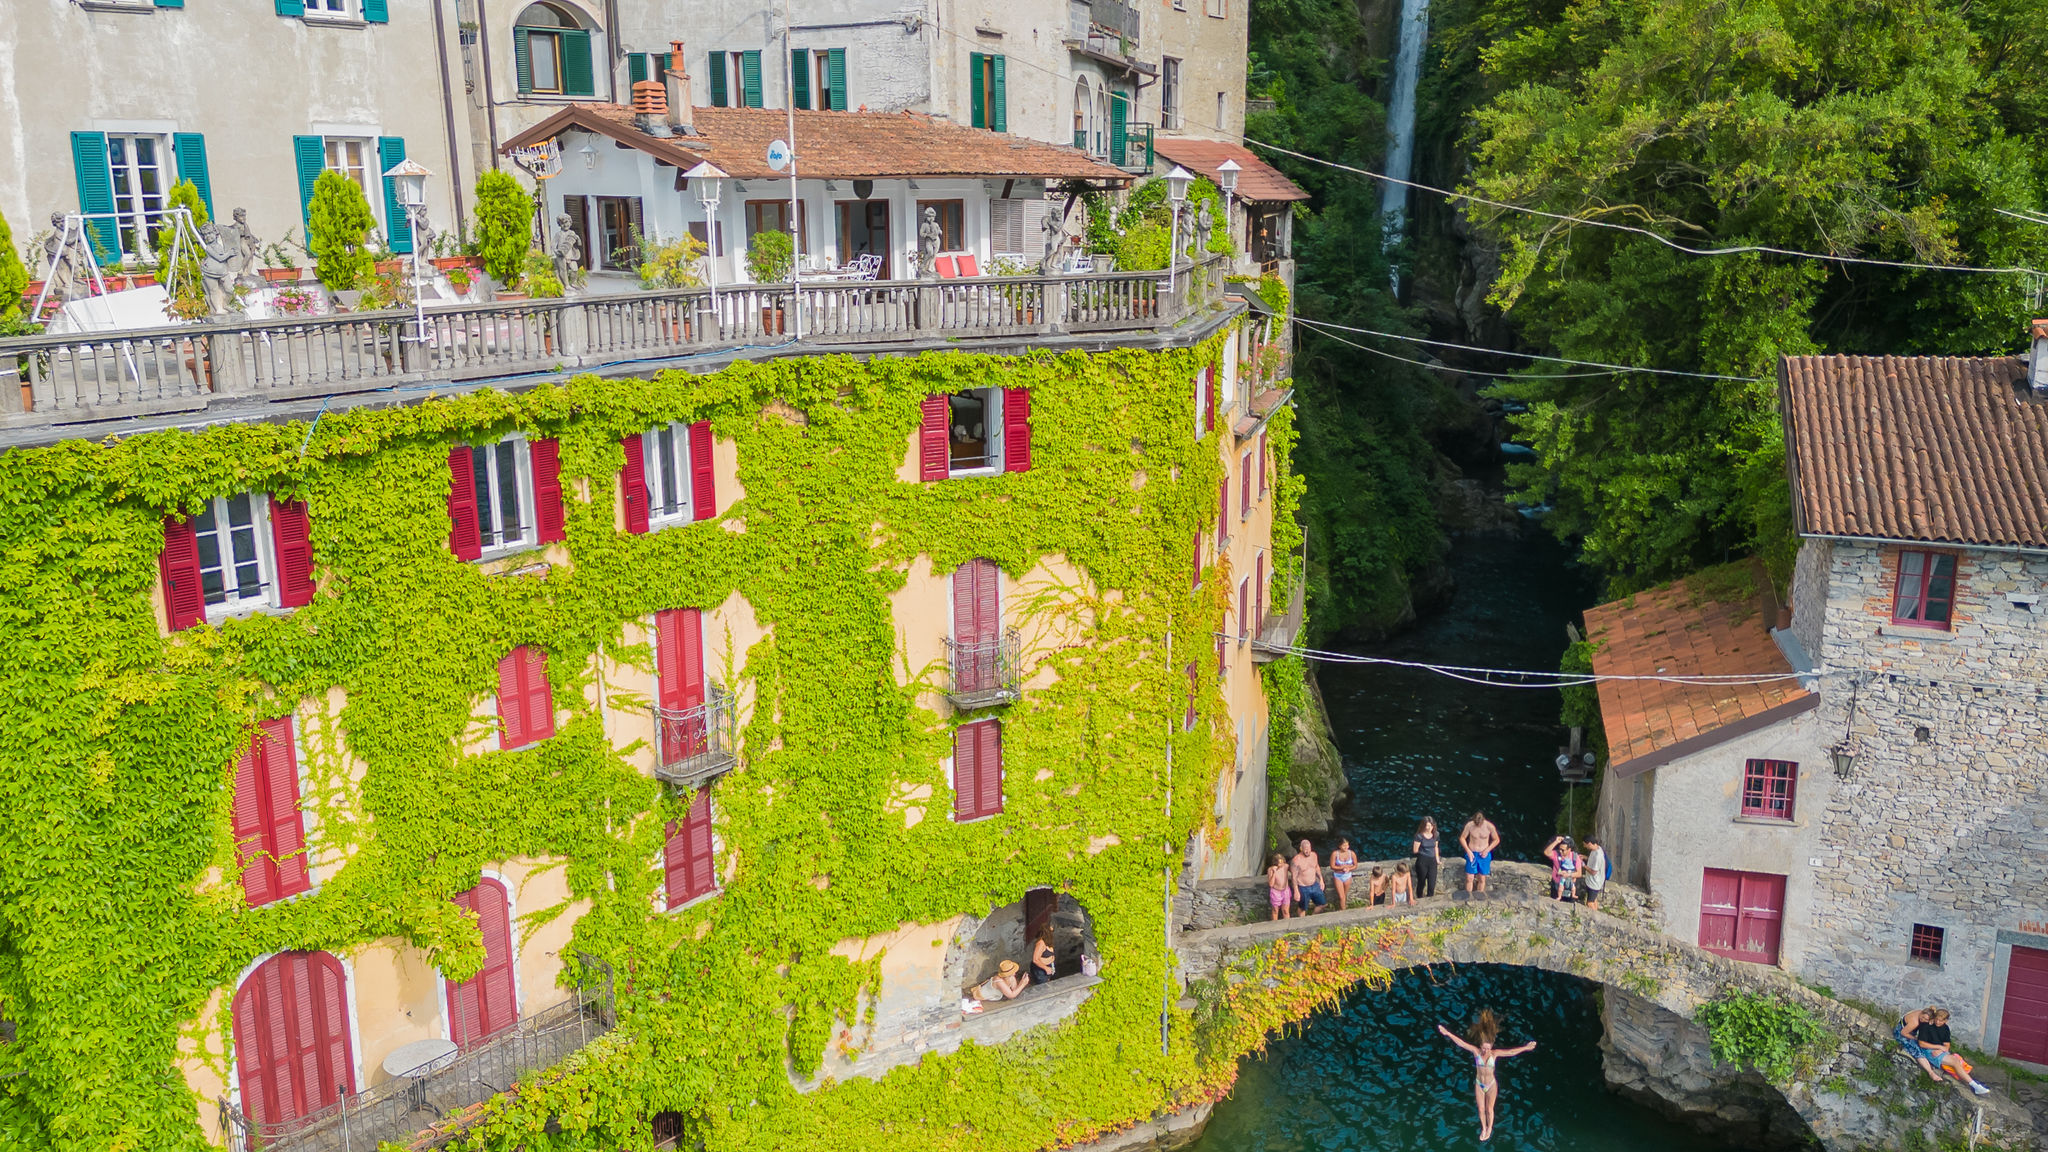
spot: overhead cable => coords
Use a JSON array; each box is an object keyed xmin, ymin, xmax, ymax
[
  {"xmin": 1231, "ymin": 637, "xmax": 1809, "ymax": 687},
  {"xmin": 1291, "ymin": 316, "xmax": 1769, "ymax": 382}
]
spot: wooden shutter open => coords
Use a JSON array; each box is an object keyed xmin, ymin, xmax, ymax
[
  {"xmin": 976, "ymin": 721, "xmax": 1002, "ymax": 817},
  {"xmin": 1192, "ymin": 530, "xmax": 1203, "ymax": 590},
  {"xmin": 826, "ymin": 48, "xmax": 848, "ymax": 111},
  {"xmin": 1240, "ymin": 451, "xmax": 1252, "ymax": 516},
  {"xmin": 1203, "ymin": 367, "xmax": 1217, "ymax": 434},
  {"xmin": 71, "ymin": 131, "xmax": 118, "ymax": 260},
  {"xmin": 160, "ymin": 516, "xmax": 206, "ymax": 630},
  {"xmin": 292, "ymin": 135, "xmax": 325, "ymax": 231},
  {"xmin": 531, "ymin": 437, "xmax": 566, "ymax": 544},
  {"xmin": 953, "ymin": 723, "xmax": 979, "ymax": 819},
  {"xmin": 990, "ymin": 55, "xmax": 1007, "ymax": 132},
  {"xmin": 1217, "ymin": 478, "xmax": 1229, "ymax": 541},
  {"xmin": 620, "ymin": 434, "xmax": 651, "ymax": 534},
  {"xmin": 688, "ymin": 421, "xmax": 716, "ymax": 520},
  {"xmin": 232, "ymin": 737, "xmax": 276, "ymax": 906},
  {"xmin": 233, "ymin": 952, "xmax": 354, "ymax": 1130},
  {"xmin": 261, "ymin": 717, "xmax": 311, "ymax": 900},
  {"xmin": 1003, "ymin": 387, "xmax": 1032, "ymax": 472},
  {"xmin": 665, "ymin": 788, "xmax": 715, "ymax": 906},
  {"xmin": 1258, "ymin": 431, "xmax": 1269, "ymax": 496},
  {"xmin": 270, "ymin": 497, "xmax": 316, "ymax": 608},
  {"xmin": 561, "ymin": 28, "xmax": 596, "ymax": 96},
  {"xmin": 447, "ymin": 879, "xmax": 519, "ymax": 1048},
  {"xmin": 970, "ymin": 53, "xmax": 986, "ymax": 128},
  {"xmin": 791, "ymin": 48, "xmax": 811, "ymax": 109},
  {"xmin": 361, "ymin": 0, "xmax": 388, "ymax": 20},
  {"xmin": 172, "ymin": 133, "xmax": 214, "ymax": 218},
  {"xmin": 447, "ymin": 447, "xmax": 481, "ymax": 560},
  {"xmin": 514, "ymin": 28, "xmax": 534, "ymax": 93},
  {"xmin": 1238, "ymin": 579, "xmax": 1249, "ymax": 641},
  {"xmin": 523, "ymin": 647, "xmax": 555, "ymax": 744},
  {"xmin": 377, "ymin": 138, "xmax": 412, "ymax": 253},
  {"xmin": 740, "ymin": 50, "xmax": 763, "ymax": 107},
  {"xmin": 707, "ymin": 51, "xmax": 728, "ymax": 107},
  {"xmin": 919, "ymin": 395, "xmax": 949, "ymax": 480},
  {"xmin": 1255, "ymin": 551, "xmax": 1266, "ymax": 636}
]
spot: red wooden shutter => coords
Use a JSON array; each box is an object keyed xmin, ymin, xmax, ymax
[
  {"xmin": 262, "ymin": 718, "xmax": 311, "ymax": 900},
  {"xmin": 665, "ymin": 788, "xmax": 715, "ymax": 906},
  {"xmin": 1238, "ymin": 579, "xmax": 1250, "ymax": 641},
  {"xmin": 269, "ymin": 497, "xmax": 316, "ymax": 608},
  {"xmin": 1003, "ymin": 387, "xmax": 1032, "ymax": 472},
  {"xmin": 497, "ymin": 648, "xmax": 557, "ymax": 749},
  {"xmin": 447, "ymin": 879, "xmax": 519, "ymax": 1048},
  {"xmin": 160, "ymin": 516, "xmax": 205, "ymax": 630},
  {"xmin": 447, "ymin": 447, "xmax": 481, "ymax": 560},
  {"xmin": 1255, "ymin": 552, "xmax": 1267, "ymax": 636},
  {"xmin": 232, "ymin": 736, "xmax": 277, "ymax": 906},
  {"xmin": 531, "ymin": 437, "xmax": 566, "ymax": 544},
  {"xmin": 952, "ymin": 559, "xmax": 998, "ymax": 643},
  {"xmin": 1217, "ymin": 478, "xmax": 1229, "ymax": 541},
  {"xmin": 919, "ymin": 395, "xmax": 949, "ymax": 480},
  {"xmin": 620, "ymin": 434, "xmax": 651, "ymax": 535},
  {"xmin": 1240, "ymin": 452, "xmax": 1253, "ymax": 516},
  {"xmin": 976, "ymin": 720, "xmax": 1002, "ymax": 817},
  {"xmin": 1215, "ymin": 632, "xmax": 1226, "ymax": 677},
  {"xmin": 233, "ymin": 952, "xmax": 354, "ymax": 1130},
  {"xmin": 1183, "ymin": 662, "xmax": 1197, "ymax": 729},
  {"xmin": 309, "ymin": 951, "xmax": 352, "ymax": 1110},
  {"xmin": 523, "ymin": 646, "xmax": 554, "ymax": 743},
  {"xmin": 1697, "ymin": 868, "xmax": 1740, "ymax": 958},
  {"xmin": 1258, "ymin": 432, "xmax": 1269, "ymax": 497},
  {"xmin": 688, "ymin": 421, "xmax": 716, "ymax": 520},
  {"xmin": 953, "ymin": 724, "xmax": 978, "ymax": 819},
  {"xmin": 1735, "ymin": 872, "xmax": 1786, "ymax": 965},
  {"xmin": 1203, "ymin": 368, "xmax": 1217, "ymax": 434},
  {"xmin": 663, "ymin": 819, "xmax": 690, "ymax": 908},
  {"xmin": 1192, "ymin": 531, "xmax": 1203, "ymax": 590}
]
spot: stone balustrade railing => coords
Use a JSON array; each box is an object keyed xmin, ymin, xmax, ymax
[{"xmin": 0, "ymin": 258, "xmax": 1232, "ymax": 435}]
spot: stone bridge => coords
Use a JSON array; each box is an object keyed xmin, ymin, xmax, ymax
[{"xmin": 1172, "ymin": 861, "xmax": 2039, "ymax": 1152}]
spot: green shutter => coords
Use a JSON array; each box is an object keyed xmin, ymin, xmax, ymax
[
  {"xmin": 70, "ymin": 132, "xmax": 118, "ymax": 261},
  {"xmin": 361, "ymin": 0, "xmax": 388, "ymax": 22},
  {"xmin": 171, "ymin": 134, "xmax": 214, "ymax": 219},
  {"xmin": 275, "ymin": 0, "xmax": 304, "ymax": 15},
  {"xmin": 969, "ymin": 53, "xmax": 986, "ymax": 129},
  {"xmin": 740, "ymin": 50, "xmax": 762, "ymax": 108},
  {"xmin": 514, "ymin": 29, "xmax": 533, "ymax": 94},
  {"xmin": 827, "ymin": 48, "xmax": 847, "ymax": 111},
  {"xmin": 153, "ymin": 0, "xmax": 184, "ymax": 9},
  {"xmin": 293, "ymin": 135, "xmax": 326, "ymax": 231},
  {"xmin": 629, "ymin": 53, "xmax": 648, "ymax": 85},
  {"xmin": 990, "ymin": 55, "xmax": 1006, "ymax": 132},
  {"xmin": 708, "ymin": 51, "xmax": 728, "ymax": 107},
  {"xmin": 790, "ymin": 49, "xmax": 810, "ymax": 110},
  {"xmin": 378, "ymin": 137, "xmax": 412, "ymax": 254},
  {"xmin": 562, "ymin": 28, "xmax": 595, "ymax": 96},
  {"xmin": 1109, "ymin": 92, "xmax": 1128, "ymax": 166}
]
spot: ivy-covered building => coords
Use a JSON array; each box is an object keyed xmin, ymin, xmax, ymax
[{"xmin": 0, "ymin": 251, "xmax": 1299, "ymax": 1150}]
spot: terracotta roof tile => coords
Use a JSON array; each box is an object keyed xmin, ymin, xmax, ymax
[
  {"xmin": 1780, "ymin": 354, "xmax": 2048, "ymax": 548},
  {"xmin": 1152, "ymin": 137, "xmax": 1311, "ymax": 203},
  {"xmin": 1583, "ymin": 567, "xmax": 1815, "ymax": 774},
  {"xmin": 502, "ymin": 105, "xmax": 1130, "ymax": 183}
]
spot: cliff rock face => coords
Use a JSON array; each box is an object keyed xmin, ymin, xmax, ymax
[
  {"xmin": 1269, "ymin": 671, "xmax": 1348, "ymax": 838},
  {"xmin": 1601, "ymin": 988, "xmax": 1814, "ymax": 1150}
]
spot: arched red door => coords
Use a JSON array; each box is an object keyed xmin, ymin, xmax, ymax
[
  {"xmin": 232, "ymin": 951, "xmax": 354, "ymax": 1130},
  {"xmin": 446, "ymin": 878, "xmax": 519, "ymax": 1048}
]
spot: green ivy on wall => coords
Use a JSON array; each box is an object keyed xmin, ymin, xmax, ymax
[{"xmin": 0, "ymin": 330, "xmax": 1306, "ymax": 1152}]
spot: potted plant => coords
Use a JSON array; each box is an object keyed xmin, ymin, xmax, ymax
[
  {"xmin": 273, "ymin": 285, "xmax": 320, "ymax": 317},
  {"xmin": 262, "ymin": 237, "xmax": 304, "ymax": 284},
  {"xmin": 745, "ymin": 230, "xmax": 794, "ymax": 334},
  {"xmin": 474, "ymin": 171, "xmax": 536, "ymax": 290},
  {"xmin": 430, "ymin": 227, "xmax": 485, "ymax": 271},
  {"xmin": 306, "ymin": 170, "xmax": 378, "ymax": 290},
  {"xmin": 445, "ymin": 265, "xmax": 474, "ymax": 295}
]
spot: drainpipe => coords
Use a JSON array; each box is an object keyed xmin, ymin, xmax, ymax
[
  {"xmin": 604, "ymin": 0, "xmax": 621, "ymax": 100},
  {"xmin": 476, "ymin": 0, "xmax": 502, "ymax": 166},
  {"xmin": 430, "ymin": 0, "xmax": 468, "ymax": 229}
]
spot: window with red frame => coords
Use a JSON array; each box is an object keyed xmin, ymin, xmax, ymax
[
  {"xmin": 1892, "ymin": 550, "xmax": 1956, "ymax": 627},
  {"xmin": 664, "ymin": 786, "xmax": 716, "ymax": 908},
  {"xmin": 1739, "ymin": 759, "xmax": 1797, "ymax": 820},
  {"xmin": 1909, "ymin": 923, "xmax": 1945, "ymax": 965}
]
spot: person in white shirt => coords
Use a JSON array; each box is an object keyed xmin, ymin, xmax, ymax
[{"xmin": 1583, "ymin": 836, "xmax": 1607, "ymax": 909}]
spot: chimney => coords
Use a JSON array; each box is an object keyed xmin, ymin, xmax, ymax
[
  {"xmin": 2032, "ymin": 318, "xmax": 2048, "ymax": 397},
  {"xmin": 632, "ymin": 80, "xmax": 671, "ymax": 136},
  {"xmin": 666, "ymin": 41, "xmax": 695, "ymax": 135}
]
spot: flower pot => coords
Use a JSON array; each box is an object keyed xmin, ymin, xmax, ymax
[
  {"xmin": 261, "ymin": 268, "xmax": 302, "ymax": 284},
  {"xmin": 760, "ymin": 306, "xmax": 785, "ymax": 335},
  {"xmin": 99, "ymin": 275, "xmax": 130, "ymax": 293},
  {"xmin": 375, "ymin": 260, "xmax": 404, "ymax": 277},
  {"xmin": 131, "ymin": 273, "xmax": 158, "ymax": 288},
  {"xmin": 431, "ymin": 256, "xmax": 484, "ymax": 272},
  {"xmin": 496, "ymin": 291, "xmax": 529, "ymax": 303},
  {"xmin": 23, "ymin": 280, "xmax": 43, "ymax": 302}
]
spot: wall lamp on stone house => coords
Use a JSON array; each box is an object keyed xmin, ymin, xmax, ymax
[{"xmin": 1831, "ymin": 744, "xmax": 1857, "ymax": 778}]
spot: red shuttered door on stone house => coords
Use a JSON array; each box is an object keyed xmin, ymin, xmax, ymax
[
  {"xmin": 953, "ymin": 719, "xmax": 1002, "ymax": 820},
  {"xmin": 919, "ymin": 396, "xmax": 950, "ymax": 480},
  {"xmin": 689, "ymin": 421, "xmax": 717, "ymax": 519},
  {"xmin": 654, "ymin": 607, "xmax": 707, "ymax": 764},
  {"xmin": 1003, "ymin": 388, "xmax": 1032, "ymax": 472},
  {"xmin": 664, "ymin": 786, "xmax": 716, "ymax": 907},
  {"xmin": 233, "ymin": 951, "xmax": 355, "ymax": 1131},
  {"xmin": 1697, "ymin": 868, "xmax": 1785, "ymax": 965},
  {"xmin": 269, "ymin": 497, "xmax": 316, "ymax": 608},
  {"xmin": 160, "ymin": 516, "xmax": 207, "ymax": 630},
  {"xmin": 1998, "ymin": 946, "xmax": 2048, "ymax": 1063},
  {"xmin": 445, "ymin": 878, "xmax": 520, "ymax": 1048},
  {"xmin": 233, "ymin": 717, "xmax": 311, "ymax": 907},
  {"xmin": 952, "ymin": 559, "xmax": 1000, "ymax": 693},
  {"xmin": 620, "ymin": 434, "xmax": 652, "ymax": 534},
  {"xmin": 496, "ymin": 646, "xmax": 556, "ymax": 749}
]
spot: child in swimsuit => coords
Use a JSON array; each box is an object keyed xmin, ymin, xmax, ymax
[
  {"xmin": 1330, "ymin": 839, "xmax": 1358, "ymax": 910},
  {"xmin": 1438, "ymin": 1011, "xmax": 1536, "ymax": 1142},
  {"xmin": 1367, "ymin": 866, "xmax": 1387, "ymax": 906},
  {"xmin": 1390, "ymin": 861, "xmax": 1413, "ymax": 905},
  {"xmin": 1266, "ymin": 853, "xmax": 1293, "ymax": 921}
]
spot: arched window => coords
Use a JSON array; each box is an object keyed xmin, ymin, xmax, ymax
[
  {"xmin": 1072, "ymin": 78, "xmax": 1089, "ymax": 150},
  {"xmin": 233, "ymin": 952, "xmax": 354, "ymax": 1132},
  {"xmin": 1094, "ymin": 87, "xmax": 1109, "ymax": 156},
  {"xmin": 514, "ymin": 2, "xmax": 596, "ymax": 97},
  {"xmin": 445, "ymin": 878, "xmax": 520, "ymax": 1047}
]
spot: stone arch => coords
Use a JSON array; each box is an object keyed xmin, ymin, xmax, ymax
[
  {"xmin": 513, "ymin": 0, "xmax": 595, "ymax": 30},
  {"xmin": 945, "ymin": 887, "xmax": 1098, "ymax": 994}
]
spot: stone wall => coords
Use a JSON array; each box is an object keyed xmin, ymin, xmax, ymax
[
  {"xmin": 1181, "ymin": 858, "xmax": 1659, "ymax": 932},
  {"xmin": 1601, "ymin": 987, "xmax": 1817, "ymax": 1150},
  {"xmin": 1805, "ymin": 540, "xmax": 2048, "ymax": 1046}
]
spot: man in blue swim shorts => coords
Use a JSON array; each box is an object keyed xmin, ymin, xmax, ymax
[
  {"xmin": 1460, "ymin": 811, "xmax": 1499, "ymax": 899},
  {"xmin": 1290, "ymin": 840, "xmax": 1327, "ymax": 915}
]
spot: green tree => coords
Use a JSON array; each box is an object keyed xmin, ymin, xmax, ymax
[
  {"xmin": 152, "ymin": 180, "xmax": 212, "ymax": 307},
  {"xmin": 473, "ymin": 170, "xmax": 536, "ymax": 285},
  {"xmin": 0, "ymin": 206, "xmax": 27, "ymax": 322},
  {"xmin": 1460, "ymin": 0, "xmax": 2048, "ymax": 589},
  {"xmin": 305, "ymin": 170, "xmax": 378, "ymax": 290}
]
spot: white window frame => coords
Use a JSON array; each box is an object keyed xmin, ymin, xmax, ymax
[
  {"xmin": 107, "ymin": 132, "xmax": 171, "ymax": 261},
  {"xmin": 643, "ymin": 421, "xmax": 697, "ymax": 528},
  {"xmin": 303, "ymin": 0, "xmax": 357, "ymax": 17},
  {"xmin": 945, "ymin": 388, "xmax": 1005, "ymax": 479},
  {"xmin": 1236, "ymin": 575, "xmax": 1250, "ymax": 643},
  {"xmin": 1240, "ymin": 450, "xmax": 1254, "ymax": 520},
  {"xmin": 1205, "ymin": 0, "xmax": 1225, "ymax": 17},
  {"xmin": 472, "ymin": 434, "xmax": 537, "ymax": 558},
  {"xmin": 195, "ymin": 493, "xmax": 278, "ymax": 620},
  {"xmin": 322, "ymin": 137, "xmax": 387, "ymax": 235}
]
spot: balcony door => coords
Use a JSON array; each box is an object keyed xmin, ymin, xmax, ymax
[
  {"xmin": 594, "ymin": 196, "xmax": 643, "ymax": 270},
  {"xmin": 446, "ymin": 878, "xmax": 519, "ymax": 1048},
  {"xmin": 656, "ymin": 607, "xmax": 707, "ymax": 762},
  {"xmin": 952, "ymin": 558, "xmax": 1000, "ymax": 693},
  {"xmin": 233, "ymin": 951, "xmax": 355, "ymax": 1131},
  {"xmin": 836, "ymin": 200, "xmax": 892, "ymax": 279}
]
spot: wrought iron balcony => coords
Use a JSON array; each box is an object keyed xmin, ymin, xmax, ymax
[
  {"xmin": 945, "ymin": 629, "xmax": 1022, "ymax": 710},
  {"xmin": 218, "ymin": 961, "xmax": 614, "ymax": 1152},
  {"xmin": 654, "ymin": 681, "xmax": 738, "ymax": 789}
]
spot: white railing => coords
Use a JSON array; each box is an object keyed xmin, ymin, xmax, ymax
[{"xmin": 0, "ymin": 258, "xmax": 1231, "ymax": 431}]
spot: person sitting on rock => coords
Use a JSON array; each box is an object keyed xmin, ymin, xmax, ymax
[
  {"xmin": 973, "ymin": 960, "xmax": 1028, "ymax": 1003},
  {"xmin": 1903, "ymin": 1007, "xmax": 1991, "ymax": 1095}
]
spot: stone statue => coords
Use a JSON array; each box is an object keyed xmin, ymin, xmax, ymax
[
  {"xmin": 413, "ymin": 217, "xmax": 440, "ymax": 264},
  {"xmin": 551, "ymin": 215, "xmax": 582, "ymax": 286},
  {"xmin": 1194, "ymin": 200, "xmax": 1214, "ymax": 254},
  {"xmin": 917, "ymin": 205, "xmax": 942, "ymax": 279},
  {"xmin": 41, "ymin": 211, "xmax": 91, "ymax": 304},
  {"xmin": 222, "ymin": 207, "xmax": 265, "ymax": 288},
  {"xmin": 196, "ymin": 221, "xmax": 239, "ymax": 314},
  {"xmin": 1039, "ymin": 208, "xmax": 1066, "ymax": 273}
]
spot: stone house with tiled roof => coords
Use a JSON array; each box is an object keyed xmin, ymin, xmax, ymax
[{"xmin": 1599, "ymin": 328, "xmax": 2048, "ymax": 1065}]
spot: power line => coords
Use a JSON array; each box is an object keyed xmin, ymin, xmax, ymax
[
  {"xmin": 1232, "ymin": 637, "xmax": 1808, "ymax": 687},
  {"xmin": 1294, "ymin": 321, "xmax": 1622, "ymax": 379},
  {"xmin": 1292, "ymin": 316, "xmax": 1768, "ymax": 382}
]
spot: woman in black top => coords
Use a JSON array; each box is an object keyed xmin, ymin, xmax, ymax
[{"xmin": 1412, "ymin": 816, "xmax": 1442, "ymax": 898}]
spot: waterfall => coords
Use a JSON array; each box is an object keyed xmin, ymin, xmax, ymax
[{"xmin": 1380, "ymin": 0, "xmax": 1431, "ymax": 292}]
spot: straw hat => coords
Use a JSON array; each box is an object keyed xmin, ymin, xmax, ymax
[{"xmin": 998, "ymin": 960, "xmax": 1020, "ymax": 976}]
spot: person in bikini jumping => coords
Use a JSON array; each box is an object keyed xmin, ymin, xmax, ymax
[{"xmin": 1438, "ymin": 1010, "xmax": 1536, "ymax": 1142}]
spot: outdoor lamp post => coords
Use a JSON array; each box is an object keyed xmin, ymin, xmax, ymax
[
  {"xmin": 1215, "ymin": 158, "xmax": 1241, "ymax": 254},
  {"xmin": 381, "ymin": 158, "xmax": 434, "ymax": 342},
  {"xmin": 1164, "ymin": 164, "xmax": 1193, "ymax": 294},
  {"xmin": 685, "ymin": 161, "xmax": 728, "ymax": 328}
]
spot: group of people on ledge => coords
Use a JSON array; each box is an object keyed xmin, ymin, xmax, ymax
[
  {"xmin": 1262, "ymin": 813, "xmax": 1608, "ymax": 920},
  {"xmin": 963, "ymin": 930, "xmax": 1058, "ymax": 1011},
  {"xmin": 1897, "ymin": 1006, "xmax": 1993, "ymax": 1095}
]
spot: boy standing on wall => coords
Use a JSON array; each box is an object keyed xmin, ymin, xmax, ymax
[
  {"xmin": 1460, "ymin": 812, "xmax": 1498, "ymax": 899},
  {"xmin": 1583, "ymin": 836, "xmax": 1607, "ymax": 909}
]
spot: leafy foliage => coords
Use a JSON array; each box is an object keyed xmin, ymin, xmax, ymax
[
  {"xmin": 0, "ymin": 327, "xmax": 1304, "ymax": 1152},
  {"xmin": 1694, "ymin": 988, "xmax": 1828, "ymax": 1082},
  {"xmin": 744, "ymin": 229, "xmax": 794, "ymax": 283},
  {"xmin": 473, "ymin": 170, "xmax": 536, "ymax": 286},
  {"xmin": 306, "ymin": 171, "xmax": 378, "ymax": 291},
  {"xmin": 1461, "ymin": 0, "xmax": 2048, "ymax": 588},
  {"xmin": 0, "ymin": 207, "xmax": 26, "ymax": 320}
]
